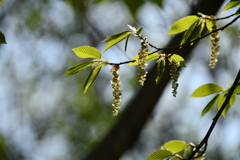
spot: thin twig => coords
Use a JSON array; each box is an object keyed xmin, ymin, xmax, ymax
[
  {"xmin": 216, "ymin": 13, "xmax": 236, "ymax": 20},
  {"xmin": 109, "ymin": 14, "xmax": 240, "ymax": 66},
  {"xmin": 186, "ymin": 69, "xmax": 240, "ymax": 160}
]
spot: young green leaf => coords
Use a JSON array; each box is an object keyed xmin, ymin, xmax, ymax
[
  {"xmin": 191, "ymin": 83, "xmax": 223, "ymax": 97},
  {"xmin": 156, "ymin": 57, "xmax": 166, "ymax": 84},
  {"xmin": 205, "ymin": 16, "xmax": 217, "ymax": 31},
  {"xmin": 201, "ymin": 94, "xmax": 220, "ymax": 116},
  {"xmin": 233, "ymin": 81, "xmax": 240, "ymax": 94},
  {"xmin": 217, "ymin": 93, "xmax": 226, "ymax": 111},
  {"xmin": 180, "ymin": 22, "xmax": 197, "ymax": 45},
  {"xmin": 124, "ymin": 35, "xmax": 130, "ymax": 52},
  {"xmin": 72, "ymin": 46, "xmax": 101, "ymax": 59},
  {"xmin": 170, "ymin": 54, "xmax": 186, "ymax": 67},
  {"xmin": 183, "ymin": 146, "xmax": 194, "ymax": 159},
  {"xmin": 163, "ymin": 140, "xmax": 188, "ymax": 153},
  {"xmin": 222, "ymin": 104, "xmax": 232, "ymax": 117},
  {"xmin": 188, "ymin": 18, "xmax": 205, "ymax": 42},
  {"xmin": 83, "ymin": 66, "xmax": 102, "ymax": 93},
  {"xmin": 230, "ymin": 94, "xmax": 237, "ymax": 105},
  {"xmin": 136, "ymin": 27, "xmax": 143, "ymax": 36},
  {"xmin": 128, "ymin": 52, "xmax": 159, "ymax": 65},
  {"xmin": 167, "ymin": 16, "xmax": 199, "ymax": 35},
  {"xmin": 0, "ymin": 31, "xmax": 7, "ymax": 44},
  {"xmin": 221, "ymin": 0, "xmax": 240, "ymax": 13},
  {"xmin": 103, "ymin": 31, "xmax": 131, "ymax": 52},
  {"xmin": 146, "ymin": 150, "xmax": 173, "ymax": 160},
  {"xmin": 63, "ymin": 61, "xmax": 96, "ymax": 76}
]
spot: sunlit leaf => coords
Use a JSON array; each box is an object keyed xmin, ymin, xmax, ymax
[
  {"xmin": 180, "ymin": 22, "xmax": 197, "ymax": 45},
  {"xmin": 72, "ymin": 46, "xmax": 101, "ymax": 59},
  {"xmin": 216, "ymin": 92, "xmax": 234, "ymax": 117},
  {"xmin": 128, "ymin": 52, "xmax": 159, "ymax": 65},
  {"xmin": 146, "ymin": 150, "xmax": 173, "ymax": 160},
  {"xmin": 191, "ymin": 83, "xmax": 223, "ymax": 97},
  {"xmin": 63, "ymin": 61, "xmax": 96, "ymax": 76},
  {"xmin": 217, "ymin": 93, "xmax": 226, "ymax": 111},
  {"xmin": 0, "ymin": 31, "xmax": 7, "ymax": 44},
  {"xmin": 222, "ymin": 104, "xmax": 231, "ymax": 117},
  {"xmin": 103, "ymin": 31, "xmax": 131, "ymax": 51},
  {"xmin": 136, "ymin": 27, "xmax": 143, "ymax": 36},
  {"xmin": 230, "ymin": 95, "xmax": 236, "ymax": 107},
  {"xmin": 206, "ymin": 16, "xmax": 217, "ymax": 31},
  {"xmin": 163, "ymin": 140, "xmax": 188, "ymax": 153},
  {"xmin": 221, "ymin": 0, "xmax": 240, "ymax": 13},
  {"xmin": 156, "ymin": 57, "xmax": 166, "ymax": 84},
  {"xmin": 201, "ymin": 94, "xmax": 220, "ymax": 116},
  {"xmin": 83, "ymin": 66, "xmax": 102, "ymax": 93},
  {"xmin": 167, "ymin": 16, "xmax": 199, "ymax": 35},
  {"xmin": 233, "ymin": 81, "xmax": 240, "ymax": 94},
  {"xmin": 188, "ymin": 18, "xmax": 205, "ymax": 42},
  {"xmin": 183, "ymin": 146, "xmax": 194, "ymax": 159},
  {"xmin": 170, "ymin": 54, "xmax": 186, "ymax": 67}
]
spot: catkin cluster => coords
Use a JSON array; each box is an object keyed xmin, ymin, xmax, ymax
[
  {"xmin": 137, "ymin": 38, "xmax": 149, "ymax": 86},
  {"xmin": 209, "ymin": 25, "xmax": 220, "ymax": 69},
  {"xmin": 169, "ymin": 59, "xmax": 180, "ymax": 97},
  {"xmin": 110, "ymin": 65, "xmax": 122, "ymax": 116}
]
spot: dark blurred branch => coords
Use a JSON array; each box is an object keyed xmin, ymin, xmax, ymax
[
  {"xmin": 186, "ymin": 69, "xmax": 240, "ymax": 160},
  {"xmin": 83, "ymin": 0, "xmax": 224, "ymax": 160}
]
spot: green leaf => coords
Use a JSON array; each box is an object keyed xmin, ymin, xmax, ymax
[
  {"xmin": 0, "ymin": 31, "xmax": 6, "ymax": 44},
  {"xmin": 170, "ymin": 54, "xmax": 186, "ymax": 67},
  {"xmin": 222, "ymin": 104, "xmax": 231, "ymax": 117},
  {"xmin": 217, "ymin": 93, "xmax": 226, "ymax": 111},
  {"xmin": 124, "ymin": 35, "xmax": 130, "ymax": 52},
  {"xmin": 201, "ymin": 94, "xmax": 220, "ymax": 116},
  {"xmin": 63, "ymin": 61, "xmax": 96, "ymax": 76},
  {"xmin": 183, "ymin": 146, "xmax": 194, "ymax": 159},
  {"xmin": 136, "ymin": 27, "xmax": 143, "ymax": 36},
  {"xmin": 230, "ymin": 94, "xmax": 236, "ymax": 106},
  {"xmin": 191, "ymin": 83, "xmax": 223, "ymax": 97},
  {"xmin": 156, "ymin": 57, "xmax": 166, "ymax": 84},
  {"xmin": 83, "ymin": 66, "xmax": 102, "ymax": 93},
  {"xmin": 206, "ymin": 16, "xmax": 217, "ymax": 31},
  {"xmin": 180, "ymin": 22, "xmax": 197, "ymax": 45},
  {"xmin": 146, "ymin": 150, "xmax": 173, "ymax": 160},
  {"xmin": 188, "ymin": 18, "xmax": 205, "ymax": 42},
  {"xmin": 221, "ymin": 0, "xmax": 240, "ymax": 13},
  {"xmin": 167, "ymin": 16, "xmax": 199, "ymax": 35},
  {"xmin": 163, "ymin": 140, "xmax": 188, "ymax": 153},
  {"xmin": 233, "ymin": 81, "xmax": 240, "ymax": 94},
  {"xmin": 103, "ymin": 31, "xmax": 131, "ymax": 51},
  {"xmin": 128, "ymin": 52, "xmax": 159, "ymax": 65},
  {"xmin": 72, "ymin": 46, "xmax": 101, "ymax": 59},
  {"xmin": 0, "ymin": 0, "xmax": 2, "ymax": 5}
]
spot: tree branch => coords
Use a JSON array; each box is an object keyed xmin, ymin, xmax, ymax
[
  {"xmin": 83, "ymin": 1, "xmax": 225, "ymax": 159},
  {"xmin": 109, "ymin": 14, "xmax": 240, "ymax": 66},
  {"xmin": 186, "ymin": 69, "xmax": 240, "ymax": 160}
]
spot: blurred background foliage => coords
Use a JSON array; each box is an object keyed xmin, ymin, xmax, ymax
[{"xmin": 0, "ymin": 0, "xmax": 239, "ymax": 160}]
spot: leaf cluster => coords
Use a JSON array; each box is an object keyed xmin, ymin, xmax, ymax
[
  {"xmin": 191, "ymin": 82, "xmax": 240, "ymax": 117},
  {"xmin": 146, "ymin": 140, "xmax": 204, "ymax": 160}
]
